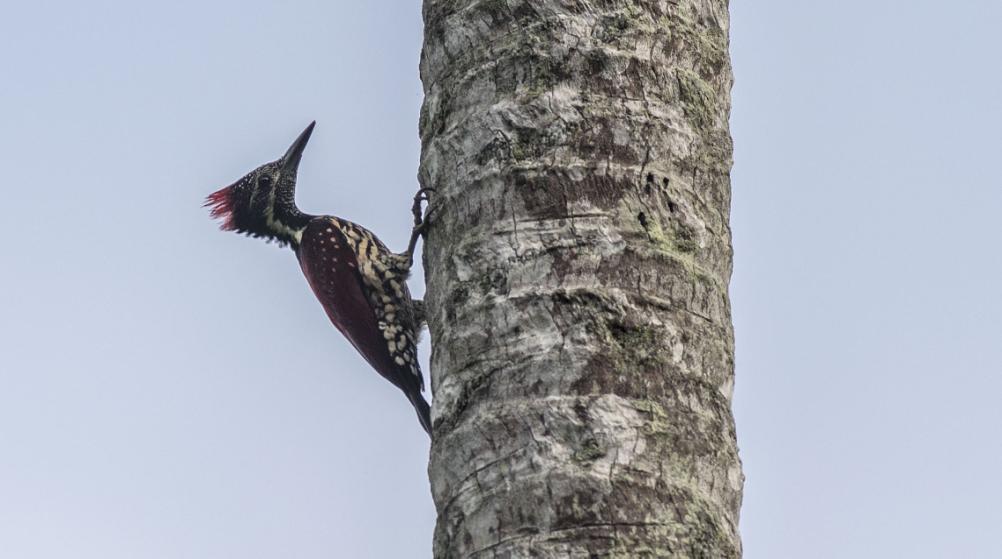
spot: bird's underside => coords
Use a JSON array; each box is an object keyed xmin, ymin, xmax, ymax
[{"xmin": 296, "ymin": 216, "xmax": 431, "ymax": 433}]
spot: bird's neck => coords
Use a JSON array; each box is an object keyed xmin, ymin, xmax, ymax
[{"xmin": 261, "ymin": 196, "xmax": 313, "ymax": 248}]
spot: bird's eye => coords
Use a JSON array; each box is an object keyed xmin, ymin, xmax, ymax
[{"xmin": 258, "ymin": 175, "xmax": 273, "ymax": 188}]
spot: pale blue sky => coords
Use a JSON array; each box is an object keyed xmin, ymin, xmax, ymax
[{"xmin": 0, "ymin": 1, "xmax": 998, "ymax": 558}]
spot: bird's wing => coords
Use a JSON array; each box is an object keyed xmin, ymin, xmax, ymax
[{"xmin": 297, "ymin": 217, "xmax": 423, "ymax": 394}]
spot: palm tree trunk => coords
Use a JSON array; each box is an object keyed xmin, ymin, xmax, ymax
[{"xmin": 419, "ymin": 1, "xmax": 742, "ymax": 556}]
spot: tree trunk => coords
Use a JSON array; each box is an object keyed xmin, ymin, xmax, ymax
[{"xmin": 419, "ymin": 1, "xmax": 741, "ymax": 557}]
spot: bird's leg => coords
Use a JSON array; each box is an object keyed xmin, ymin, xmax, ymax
[
  {"xmin": 411, "ymin": 188, "xmax": 435, "ymax": 228},
  {"xmin": 403, "ymin": 188, "xmax": 437, "ymax": 268},
  {"xmin": 411, "ymin": 299, "xmax": 426, "ymax": 329}
]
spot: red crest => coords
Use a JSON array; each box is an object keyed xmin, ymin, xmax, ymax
[{"xmin": 204, "ymin": 185, "xmax": 237, "ymax": 231}]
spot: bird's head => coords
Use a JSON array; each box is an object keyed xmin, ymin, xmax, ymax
[{"xmin": 206, "ymin": 121, "xmax": 316, "ymax": 246}]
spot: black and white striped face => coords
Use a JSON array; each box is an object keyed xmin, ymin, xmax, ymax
[
  {"xmin": 205, "ymin": 122, "xmax": 316, "ymax": 246},
  {"xmin": 206, "ymin": 162, "xmax": 299, "ymax": 242}
]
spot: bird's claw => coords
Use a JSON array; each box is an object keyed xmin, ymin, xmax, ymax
[
  {"xmin": 412, "ymin": 187, "xmax": 436, "ymax": 228},
  {"xmin": 404, "ymin": 188, "xmax": 437, "ymax": 268}
]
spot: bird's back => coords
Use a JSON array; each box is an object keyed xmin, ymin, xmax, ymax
[{"xmin": 296, "ymin": 216, "xmax": 425, "ymax": 396}]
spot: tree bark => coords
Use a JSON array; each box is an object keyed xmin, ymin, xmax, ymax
[{"xmin": 419, "ymin": 1, "xmax": 741, "ymax": 557}]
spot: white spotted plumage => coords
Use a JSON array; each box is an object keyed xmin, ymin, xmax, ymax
[{"xmin": 324, "ymin": 217, "xmax": 423, "ymax": 386}]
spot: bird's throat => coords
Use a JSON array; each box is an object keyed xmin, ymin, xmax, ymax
[{"xmin": 263, "ymin": 188, "xmax": 311, "ymax": 247}]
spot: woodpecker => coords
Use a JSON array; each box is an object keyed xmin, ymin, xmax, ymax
[{"xmin": 205, "ymin": 122, "xmax": 433, "ymax": 435}]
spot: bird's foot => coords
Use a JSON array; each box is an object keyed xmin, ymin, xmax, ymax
[
  {"xmin": 411, "ymin": 187, "xmax": 436, "ymax": 228},
  {"xmin": 404, "ymin": 188, "xmax": 437, "ymax": 268}
]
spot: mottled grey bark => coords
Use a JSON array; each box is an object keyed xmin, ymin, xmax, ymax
[{"xmin": 419, "ymin": 1, "xmax": 741, "ymax": 557}]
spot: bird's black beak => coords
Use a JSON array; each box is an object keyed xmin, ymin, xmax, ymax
[{"xmin": 281, "ymin": 121, "xmax": 316, "ymax": 172}]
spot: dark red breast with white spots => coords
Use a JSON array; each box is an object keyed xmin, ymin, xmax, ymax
[{"xmin": 296, "ymin": 216, "xmax": 424, "ymax": 393}]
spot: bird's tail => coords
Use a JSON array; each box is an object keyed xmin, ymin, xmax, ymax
[{"xmin": 408, "ymin": 391, "xmax": 432, "ymax": 437}]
